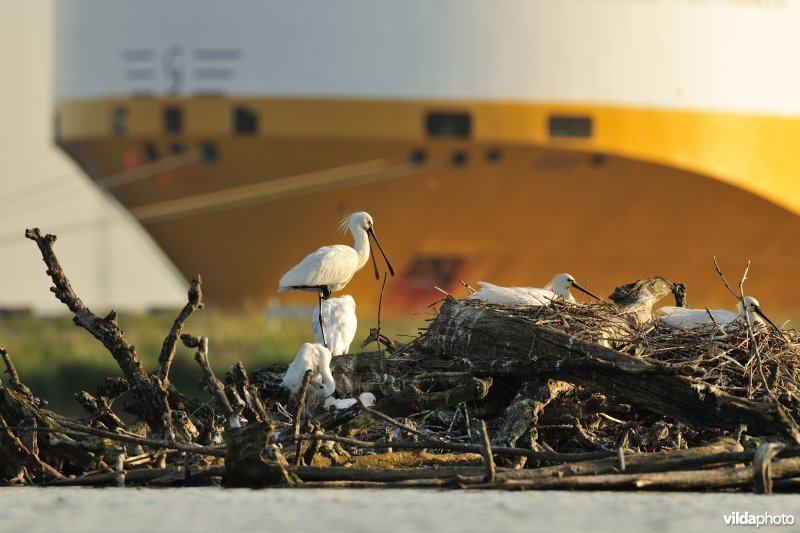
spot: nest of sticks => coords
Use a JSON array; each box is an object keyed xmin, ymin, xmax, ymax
[{"xmin": 1, "ymin": 228, "xmax": 800, "ymax": 492}]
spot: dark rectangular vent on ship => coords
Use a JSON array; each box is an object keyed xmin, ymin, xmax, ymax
[
  {"xmin": 425, "ymin": 111, "xmax": 471, "ymax": 139},
  {"xmin": 112, "ymin": 107, "xmax": 128, "ymax": 136},
  {"xmin": 232, "ymin": 106, "xmax": 259, "ymax": 135},
  {"xmin": 548, "ymin": 116, "xmax": 592, "ymax": 138},
  {"xmin": 163, "ymin": 106, "xmax": 183, "ymax": 134}
]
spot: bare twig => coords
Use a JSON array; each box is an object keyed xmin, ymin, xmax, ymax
[
  {"xmin": 9, "ymin": 422, "xmax": 227, "ymax": 457},
  {"xmin": 158, "ymin": 276, "xmax": 203, "ymax": 386},
  {"xmin": 292, "ymin": 432, "xmax": 614, "ymax": 463},
  {"xmin": 460, "ymin": 279, "xmax": 476, "ymax": 295},
  {"xmin": 712, "ymin": 256, "xmax": 743, "ymax": 302},
  {"xmin": 358, "ymin": 400, "xmax": 437, "ymax": 441},
  {"xmin": 479, "ymin": 420, "xmax": 496, "ymax": 483},
  {"xmin": 293, "ymin": 369, "xmax": 313, "ymax": 465},
  {"xmin": 0, "ymin": 347, "xmax": 31, "ymax": 397},
  {"xmin": 182, "ymin": 334, "xmax": 232, "ymax": 417}
]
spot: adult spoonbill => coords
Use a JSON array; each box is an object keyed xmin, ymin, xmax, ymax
[
  {"xmin": 656, "ymin": 296, "xmax": 781, "ymax": 332},
  {"xmin": 467, "ymin": 273, "xmax": 602, "ymax": 306},
  {"xmin": 281, "ymin": 342, "xmax": 336, "ymax": 399},
  {"xmin": 278, "ymin": 212, "xmax": 394, "ymax": 345},
  {"xmin": 312, "ymin": 295, "xmax": 357, "ymax": 356},
  {"xmin": 608, "ymin": 276, "xmax": 676, "ymax": 324},
  {"xmin": 323, "ymin": 392, "xmax": 377, "ymax": 410}
]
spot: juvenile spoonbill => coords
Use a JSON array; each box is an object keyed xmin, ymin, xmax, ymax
[
  {"xmin": 281, "ymin": 342, "xmax": 336, "ymax": 398},
  {"xmin": 656, "ymin": 296, "xmax": 781, "ymax": 332},
  {"xmin": 672, "ymin": 283, "xmax": 688, "ymax": 308},
  {"xmin": 467, "ymin": 273, "xmax": 602, "ymax": 306},
  {"xmin": 312, "ymin": 295, "xmax": 357, "ymax": 356},
  {"xmin": 278, "ymin": 212, "xmax": 394, "ymax": 345},
  {"xmin": 323, "ymin": 392, "xmax": 377, "ymax": 410},
  {"xmin": 608, "ymin": 276, "xmax": 676, "ymax": 324}
]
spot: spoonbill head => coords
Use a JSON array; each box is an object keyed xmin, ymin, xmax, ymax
[
  {"xmin": 738, "ymin": 296, "xmax": 781, "ymax": 332},
  {"xmin": 338, "ymin": 211, "xmax": 395, "ymax": 281},
  {"xmin": 672, "ymin": 283, "xmax": 688, "ymax": 308},
  {"xmin": 544, "ymin": 273, "xmax": 602, "ymax": 302},
  {"xmin": 312, "ymin": 295, "xmax": 357, "ymax": 356}
]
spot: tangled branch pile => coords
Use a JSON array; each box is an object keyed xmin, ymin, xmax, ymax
[{"xmin": 1, "ymin": 228, "xmax": 799, "ymax": 492}]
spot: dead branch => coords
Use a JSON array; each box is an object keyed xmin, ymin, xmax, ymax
[
  {"xmin": 25, "ymin": 228, "xmax": 174, "ymax": 438},
  {"xmin": 158, "ymin": 275, "xmax": 203, "ymax": 386},
  {"xmin": 182, "ymin": 334, "xmax": 232, "ymax": 417}
]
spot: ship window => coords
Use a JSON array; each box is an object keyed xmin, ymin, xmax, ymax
[
  {"xmin": 143, "ymin": 142, "xmax": 159, "ymax": 162},
  {"xmin": 232, "ymin": 106, "xmax": 258, "ymax": 135},
  {"xmin": 450, "ymin": 150, "xmax": 468, "ymax": 166},
  {"xmin": 425, "ymin": 111, "xmax": 471, "ymax": 139},
  {"xmin": 409, "ymin": 148, "xmax": 427, "ymax": 164},
  {"xmin": 163, "ymin": 106, "xmax": 183, "ymax": 133},
  {"xmin": 548, "ymin": 116, "xmax": 592, "ymax": 138},
  {"xmin": 201, "ymin": 141, "xmax": 218, "ymax": 161},
  {"xmin": 402, "ymin": 256, "xmax": 463, "ymax": 287},
  {"xmin": 112, "ymin": 107, "xmax": 128, "ymax": 136}
]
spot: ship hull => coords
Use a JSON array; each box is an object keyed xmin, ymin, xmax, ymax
[{"xmin": 56, "ymin": 97, "xmax": 800, "ymax": 315}]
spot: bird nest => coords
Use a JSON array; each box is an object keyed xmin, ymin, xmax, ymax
[{"xmin": 472, "ymin": 298, "xmax": 800, "ymax": 407}]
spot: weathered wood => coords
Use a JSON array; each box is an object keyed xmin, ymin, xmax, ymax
[
  {"xmin": 500, "ymin": 437, "xmax": 744, "ymax": 479},
  {"xmin": 47, "ymin": 464, "xmax": 226, "ymax": 487},
  {"xmin": 225, "ymin": 361, "xmax": 271, "ymax": 425},
  {"xmin": 330, "ymin": 350, "xmax": 386, "ymax": 396},
  {"xmin": 224, "ymin": 423, "xmax": 298, "ymax": 487},
  {"xmin": 0, "ymin": 347, "xmax": 33, "ymax": 399},
  {"xmin": 157, "ymin": 275, "xmax": 203, "ymax": 386},
  {"xmin": 415, "ymin": 298, "xmax": 782, "ymax": 434},
  {"xmin": 293, "ymin": 431, "xmax": 615, "ymax": 463},
  {"xmin": 496, "ymin": 379, "xmax": 573, "ymax": 449},
  {"xmin": 470, "ymin": 455, "xmax": 800, "ymax": 491},
  {"xmin": 25, "ymin": 228, "xmax": 174, "ymax": 438},
  {"xmin": 182, "ymin": 334, "xmax": 232, "ymax": 417},
  {"xmin": 75, "ymin": 391, "xmax": 125, "ymax": 430},
  {"xmin": 378, "ymin": 377, "xmax": 493, "ymax": 417}
]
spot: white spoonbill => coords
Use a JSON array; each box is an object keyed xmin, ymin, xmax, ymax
[
  {"xmin": 467, "ymin": 273, "xmax": 602, "ymax": 306},
  {"xmin": 312, "ymin": 295, "xmax": 357, "ymax": 356},
  {"xmin": 323, "ymin": 392, "xmax": 377, "ymax": 410},
  {"xmin": 656, "ymin": 296, "xmax": 781, "ymax": 332},
  {"xmin": 281, "ymin": 342, "xmax": 336, "ymax": 398},
  {"xmin": 278, "ymin": 212, "xmax": 394, "ymax": 346}
]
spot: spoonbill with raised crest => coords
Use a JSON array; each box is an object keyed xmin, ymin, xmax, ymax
[{"xmin": 278, "ymin": 212, "xmax": 394, "ymax": 345}]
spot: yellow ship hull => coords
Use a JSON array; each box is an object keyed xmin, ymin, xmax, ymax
[{"xmin": 55, "ymin": 98, "xmax": 800, "ymax": 316}]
